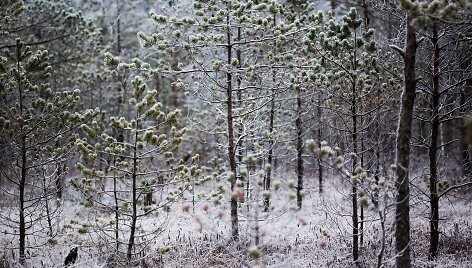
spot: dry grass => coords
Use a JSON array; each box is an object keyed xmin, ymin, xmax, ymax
[{"xmin": 1, "ymin": 168, "xmax": 471, "ymax": 267}]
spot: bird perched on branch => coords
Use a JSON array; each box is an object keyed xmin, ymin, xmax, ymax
[{"xmin": 64, "ymin": 247, "xmax": 78, "ymax": 267}]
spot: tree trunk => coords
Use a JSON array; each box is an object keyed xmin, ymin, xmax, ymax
[
  {"xmin": 317, "ymin": 93, "xmax": 323, "ymax": 193},
  {"xmin": 460, "ymin": 71, "xmax": 471, "ymax": 176},
  {"xmin": 428, "ymin": 22, "xmax": 440, "ymax": 260},
  {"xmin": 55, "ymin": 162, "xmax": 65, "ymax": 199},
  {"xmin": 127, "ymin": 118, "xmax": 139, "ymax": 262},
  {"xmin": 113, "ymin": 171, "xmax": 119, "ymax": 253},
  {"xmin": 362, "ymin": 0, "xmax": 370, "ymax": 30},
  {"xmin": 360, "ymin": 108, "xmax": 365, "ymax": 249},
  {"xmin": 16, "ymin": 44, "xmax": 27, "ymax": 265},
  {"xmin": 351, "ymin": 81, "xmax": 359, "ymax": 266},
  {"xmin": 236, "ymin": 26, "xmax": 244, "ymax": 205},
  {"xmin": 264, "ymin": 16, "xmax": 277, "ymax": 212},
  {"xmin": 296, "ymin": 86, "xmax": 304, "ymax": 209},
  {"xmin": 264, "ymin": 91, "xmax": 275, "ymax": 212},
  {"xmin": 115, "ymin": 0, "xmax": 121, "ymax": 54},
  {"xmin": 236, "ymin": 26, "xmax": 243, "ymax": 166},
  {"xmin": 226, "ymin": 16, "xmax": 238, "ymax": 240},
  {"xmin": 43, "ymin": 172, "xmax": 54, "ymax": 237},
  {"xmin": 115, "ymin": 0, "xmax": 124, "ymax": 144},
  {"xmin": 377, "ymin": 208, "xmax": 386, "ymax": 268},
  {"xmin": 395, "ymin": 15, "xmax": 417, "ymax": 268},
  {"xmin": 19, "ymin": 132, "xmax": 26, "ymax": 265}
]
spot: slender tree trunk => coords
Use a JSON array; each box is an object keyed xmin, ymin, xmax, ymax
[
  {"xmin": 43, "ymin": 172, "xmax": 53, "ymax": 236},
  {"xmin": 264, "ymin": 15, "xmax": 277, "ymax": 212},
  {"xmin": 317, "ymin": 93, "xmax": 323, "ymax": 193},
  {"xmin": 16, "ymin": 45, "xmax": 26, "ymax": 265},
  {"xmin": 55, "ymin": 162, "xmax": 64, "ymax": 199},
  {"xmin": 236, "ymin": 26, "xmax": 244, "ymax": 206},
  {"xmin": 255, "ymin": 203, "xmax": 260, "ymax": 246},
  {"xmin": 351, "ymin": 82, "xmax": 359, "ymax": 266},
  {"xmin": 360, "ymin": 109, "xmax": 365, "ymax": 249},
  {"xmin": 19, "ymin": 131, "xmax": 26, "ymax": 266},
  {"xmin": 113, "ymin": 160, "xmax": 120, "ymax": 253},
  {"xmin": 374, "ymin": 82, "xmax": 382, "ymax": 184},
  {"xmin": 115, "ymin": 0, "xmax": 121, "ymax": 54},
  {"xmin": 351, "ymin": 28, "xmax": 360, "ymax": 265},
  {"xmin": 127, "ymin": 117, "xmax": 139, "ymax": 262},
  {"xmin": 170, "ymin": 51, "xmax": 179, "ymax": 107},
  {"xmin": 236, "ymin": 26, "xmax": 243, "ymax": 166},
  {"xmin": 377, "ymin": 208, "xmax": 386, "ymax": 268},
  {"xmin": 226, "ymin": 16, "xmax": 238, "ymax": 240},
  {"xmin": 428, "ymin": 22, "xmax": 440, "ymax": 260},
  {"xmin": 362, "ymin": 0, "xmax": 370, "ymax": 30},
  {"xmin": 115, "ymin": 0, "xmax": 124, "ymax": 144},
  {"xmin": 296, "ymin": 86, "xmax": 304, "ymax": 209},
  {"xmin": 264, "ymin": 95, "xmax": 275, "ymax": 212},
  {"xmin": 395, "ymin": 15, "xmax": 417, "ymax": 268},
  {"xmin": 460, "ymin": 71, "xmax": 471, "ymax": 176}
]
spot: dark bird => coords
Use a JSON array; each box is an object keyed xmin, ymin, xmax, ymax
[{"xmin": 64, "ymin": 247, "xmax": 78, "ymax": 267}]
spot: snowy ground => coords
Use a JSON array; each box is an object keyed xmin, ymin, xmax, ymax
[{"xmin": 1, "ymin": 168, "xmax": 471, "ymax": 267}]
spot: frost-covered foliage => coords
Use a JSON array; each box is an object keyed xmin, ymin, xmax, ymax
[
  {"xmin": 1, "ymin": 0, "xmax": 472, "ymax": 267},
  {"xmin": 399, "ymin": 0, "xmax": 472, "ymax": 27},
  {"xmin": 0, "ymin": 0, "xmax": 23, "ymax": 28},
  {"xmin": 73, "ymin": 58, "xmax": 201, "ymax": 265},
  {"xmin": 136, "ymin": 0, "xmax": 313, "ymax": 240},
  {"xmin": 0, "ymin": 39, "xmax": 97, "ymax": 265}
]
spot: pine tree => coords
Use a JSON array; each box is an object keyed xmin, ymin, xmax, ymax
[
  {"xmin": 74, "ymin": 54, "xmax": 200, "ymax": 265},
  {"xmin": 393, "ymin": 5, "xmax": 417, "ymax": 267},
  {"xmin": 406, "ymin": 1, "xmax": 472, "ymax": 259},
  {"xmin": 0, "ymin": 39, "xmax": 96, "ymax": 265},
  {"xmin": 1, "ymin": 0, "xmax": 101, "ymax": 199},
  {"xmin": 305, "ymin": 8, "xmax": 381, "ymax": 265},
  {"xmin": 137, "ymin": 0, "xmax": 301, "ymax": 240}
]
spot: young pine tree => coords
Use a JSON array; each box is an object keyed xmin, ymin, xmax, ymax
[
  {"xmin": 74, "ymin": 55, "xmax": 201, "ymax": 265},
  {"xmin": 0, "ymin": 39, "xmax": 96, "ymax": 265}
]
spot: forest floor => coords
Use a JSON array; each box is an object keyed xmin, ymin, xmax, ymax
[{"xmin": 1, "ymin": 167, "xmax": 472, "ymax": 267}]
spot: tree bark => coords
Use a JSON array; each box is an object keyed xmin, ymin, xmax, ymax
[
  {"xmin": 377, "ymin": 208, "xmax": 386, "ymax": 268},
  {"xmin": 362, "ymin": 0, "xmax": 370, "ymax": 30},
  {"xmin": 395, "ymin": 15, "xmax": 417, "ymax": 268},
  {"xmin": 16, "ymin": 43, "xmax": 27, "ymax": 265},
  {"xmin": 127, "ymin": 117, "xmax": 139, "ymax": 262},
  {"xmin": 43, "ymin": 172, "xmax": 53, "ymax": 236},
  {"xmin": 236, "ymin": 26, "xmax": 243, "ymax": 169},
  {"xmin": 428, "ymin": 21, "xmax": 440, "ymax": 260},
  {"xmin": 296, "ymin": 85, "xmax": 304, "ymax": 209},
  {"xmin": 264, "ymin": 15, "xmax": 277, "ymax": 212},
  {"xmin": 351, "ymin": 79, "xmax": 359, "ymax": 266},
  {"xmin": 113, "ymin": 168, "xmax": 120, "ymax": 253},
  {"xmin": 115, "ymin": 0, "xmax": 121, "ymax": 54},
  {"xmin": 19, "ymin": 127, "xmax": 26, "ymax": 265},
  {"xmin": 55, "ymin": 162, "xmax": 65, "ymax": 199},
  {"xmin": 460, "ymin": 73, "xmax": 471, "ymax": 176},
  {"xmin": 317, "ymin": 93, "xmax": 323, "ymax": 193},
  {"xmin": 226, "ymin": 16, "xmax": 238, "ymax": 240},
  {"xmin": 264, "ymin": 85, "xmax": 275, "ymax": 212},
  {"xmin": 351, "ymin": 28, "xmax": 360, "ymax": 265},
  {"xmin": 360, "ymin": 107, "xmax": 365, "ymax": 249}
]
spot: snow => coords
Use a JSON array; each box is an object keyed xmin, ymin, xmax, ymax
[{"xmin": 2, "ymin": 167, "xmax": 471, "ymax": 267}]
